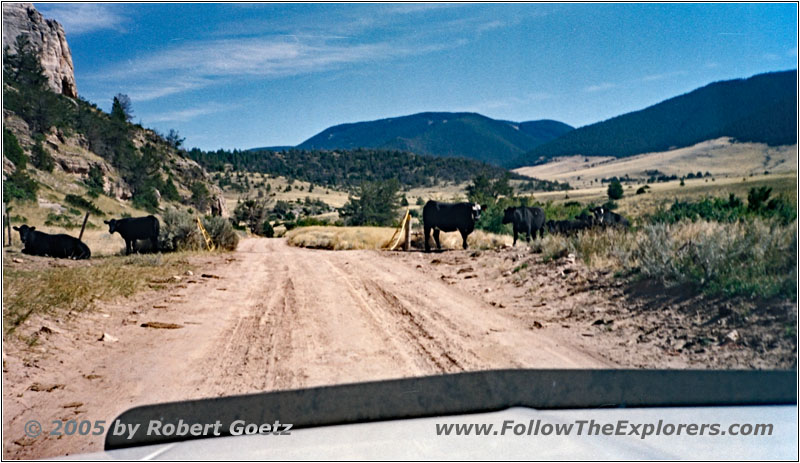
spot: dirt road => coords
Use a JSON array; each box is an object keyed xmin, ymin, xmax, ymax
[{"xmin": 3, "ymin": 238, "xmax": 609, "ymax": 459}]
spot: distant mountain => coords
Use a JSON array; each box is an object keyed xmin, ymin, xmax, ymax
[
  {"xmin": 515, "ymin": 70, "xmax": 797, "ymax": 167},
  {"xmin": 294, "ymin": 112, "xmax": 573, "ymax": 166}
]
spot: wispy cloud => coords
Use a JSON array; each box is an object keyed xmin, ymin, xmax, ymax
[
  {"xmin": 92, "ymin": 30, "xmax": 466, "ymax": 103},
  {"xmin": 88, "ymin": 4, "xmax": 544, "ymax": 104},
  {"xmin": 584, "ymin": 82, "xmax": 616, "ymax": 93},
  {"xmin": 37, "ymin": 4, "xmax": 128, "ymax": 35},
  {"xmin": 475, "ymin": 93, "xmax": 554, "ymax": 111},
  {"xmin": 640, "ymin": 70, "xmax": 687, "ymax": 82},
  {"xmin": 146, "ymin": 103, "xmax": 232, "ymax": 123}
]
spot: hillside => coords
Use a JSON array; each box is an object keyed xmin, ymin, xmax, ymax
[
  {"xmin": 188, "ymin": 147, "xmax": 568, "ymax": 192},
  {"xmin": 295, "ymin": 112, "xmax": 573, "ymax": 166},
  {"xmin": 515, "ymin": 70, "xmax": 797, "ymax": 166},
  {"xmin": 2, "ymin": 3, "xmax": 226, "ymax": 230},
  {"xmin": 514, "ymin": 138, "xmax": 797, "ymax": 189}
]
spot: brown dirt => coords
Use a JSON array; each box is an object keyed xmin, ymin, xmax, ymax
[
  {"xmin": 3, "ymin": 238, "xmax": 611, "ymax": 459},
  {"xmin": 386, "ymin": 246, "xmax": 797, "ymax": 371}
]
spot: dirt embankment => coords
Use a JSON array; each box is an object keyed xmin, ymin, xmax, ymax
[{"xmin": 386, "ymin": 247, "xmax": 797, "ymax": 370}]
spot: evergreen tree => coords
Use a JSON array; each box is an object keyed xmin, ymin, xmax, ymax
[
  {"xmin": 339, "ymin": 179, "xmax": 401, "ymax": 226},
  {"xmin": 31, "ymin": 137, "xmax": 54, "ymax": 172},
  {"xmin": 607, "ymin": 179, "xmax": 624, "ymax": 200}
]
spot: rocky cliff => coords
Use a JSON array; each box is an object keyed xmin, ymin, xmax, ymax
[{"xmin": 2, "ymin": 2, "xmax": 77, "ymax": 98}]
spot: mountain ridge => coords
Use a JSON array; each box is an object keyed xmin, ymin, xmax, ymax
[
  {"xmin": 289, "ymin": 112, "xmax": 574, "ymax": 166},
  {"xmin": 514, "ymin": 70, "xmax": 797, "ymax": 167}
]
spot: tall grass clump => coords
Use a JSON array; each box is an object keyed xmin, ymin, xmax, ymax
[
  {"xmin": 630, "ymin": 220, "xmax": 796, "ymax": 299},
  {"xmin": 3, "ymin": 254, "xmax": 194, "ymax": 333},
  {"xmin": 159, "ymin": 207, "xmax": 239, "ymax": 252},
  {"xmin": 202, "ymin": 215, "xmax": 239, "ymax": 251}
]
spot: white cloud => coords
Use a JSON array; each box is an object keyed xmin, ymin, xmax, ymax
[
  {"xmin": 37, "ymin": 4, "xmax": 127, "ymax": 35},
  {"xmin": 146, "ymin": 103, "xmax": 230, "ymax": 123},
  {"xmin": 92, "ymin": 33, "xmax": 461, "ymax": 102},
  {"xmin": 640, "ymin": 71, "xmax": 687, "ymax": 82},
  {"xmin": 584, "ymin": 82, "xmax": 616, "ymax": 93}
]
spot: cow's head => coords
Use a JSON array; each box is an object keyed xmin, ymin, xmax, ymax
[
  {"xmin": 501, "ymin": 207, "xmax": 515, "ymax": 224},
  {"xmin": 103, "ymin": 219, "xmax": 118, "ymax": 234},
  {"xmin": 591, "ymin": 206, "xmax": 606, "ymax": 222},
  {"xmin": 471, "ymin": 203, "xmax": 483, "ymax": 222},
  {"xmin": 12, "ymin": 225, "xmax": 34, "ymax": 244}
]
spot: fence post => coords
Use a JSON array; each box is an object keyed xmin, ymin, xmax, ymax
[
  {"xmin": 78, "ymin": 212, "xmax": 90, "ymax": 241},
  {"xmin": 3, "ymin": 203, "xmax": 9, "ymax": 247},
  {"xmin": 403, "ymin": 214, "xmax": 411, "ymax": 251}
]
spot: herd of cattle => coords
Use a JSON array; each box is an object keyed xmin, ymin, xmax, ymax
[
  {"xmin": 422, "ymin": 200, "xmax": 630, "ymax": 250},
  {"xmin": 13, "ymin": 215, "xmax": 160, "ymax": 260},
  {"xmin": 11, "ymin": 200, "xmax": 630, "ymax": 258}
]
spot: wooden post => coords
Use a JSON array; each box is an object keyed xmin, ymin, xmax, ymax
[
  {"xmin": 78, "ymin": 212, "xmax": 90, "ymax": 241},
  {"xmin": 3, "ymin": 203, "xmax": 9, "ymax": 247},
  {"xmin": 403, "ymin": 215, "xmax": 411, "ymax": 251}
]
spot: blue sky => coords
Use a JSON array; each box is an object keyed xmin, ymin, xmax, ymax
[{"xmin": 36, "ymin": 3, "xmax": 797, "ymax": 151}]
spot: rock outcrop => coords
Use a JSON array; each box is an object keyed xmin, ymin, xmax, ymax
[{"xmin": 2, "ymin": 3, "xmax": 77, "ymax": 98}]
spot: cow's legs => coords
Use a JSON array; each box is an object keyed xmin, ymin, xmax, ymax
[
  {"xmin": 526, "ymin": 225, "xmax": 532, "ymax": 242},
  {"xmin": 151, "ymin": 236, "xmax": 159, "ymax": 253},
  {"xmin": 424, "ymin": 225, "xmax": 432, "ymax": 252},
  {"xmin": 125, "ymin": 239, "xmax": 132, "ymax": 255},
  {"xmin": 512, "ymin": 229, "xmax": 518, "ymax": 246},
  {"xmin": 433, "ymin": 229, "xmax": 442, "ymax": 249},
  {"xmin": 459, "ymin": 229, "xmax": 469, "ymax": 249}
]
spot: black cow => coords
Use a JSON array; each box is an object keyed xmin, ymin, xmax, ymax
[
  {"xmin": 422, "ymin": 201, "xmax": 482, "ymax": 252},
  {"xmin": 591, "ymin": 207, "xmax": 630, "ymax": 229},
  {"xmin": 502, "ymin": 206, "xmax": 545, "ymax": 245},
  {"xmin": 546, "ymin": 219, "xmax": 576, "ymax": 235},
  {"xmin": 13, "ymin": 225, "xmax": 91, "ymax": 259},
  {"xmin": 104, "ymin": 215, "xmax": 160, "ymax": 255},
  {"xmin": 546, "ymin": 215, "xmax": 595, "ymax": 235}
]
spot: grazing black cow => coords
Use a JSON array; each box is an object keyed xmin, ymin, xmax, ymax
[
  {"xmin": 502, "ymin": 206, "xmax": 546, "ymax": 245},
  {"xmin": 13, "ymin": 225, "xmax": 91, "ymax": 259},
  {"xmin": 591, "ymin": 207, "xmax": 630, "ymax": 229},
  {"xmin": 422, "ymin": 201, "xmax": 482, "ymax": 252},
  {"xmin": 546, "ymin": 215, "xmax": 595, "ymax": 235},
  {"xmin": 104, "ymin": 215, "xmax": 160, "ymax": 255}
]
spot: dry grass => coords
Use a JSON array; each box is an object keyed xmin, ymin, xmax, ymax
[
  {"xmin": 286, "ymin": 224, "xmax": 512, "ymax": 251},
  {"xmin": 523, "ymin": 172, "xmax": 796, "ymax": 221},
  {"xmin": 410, "ymin": 228, "xmax": 513, "ymax": 250},
  {"xmin": 514, "ymin": 138, "xmax": 797, "ymax": 188},
  {"xmin": 2, "ymin": 253, "xmax": 196, "ymax": 333},
  {"xmin": 285, "ymin": 226, "xmax": 396, "ymax": 250},
  {"xmin": 530, "ymin": 219, "xmax": 796, "ymax": 299}
]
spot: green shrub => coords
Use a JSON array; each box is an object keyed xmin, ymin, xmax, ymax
[
  {"xmin": 631, "ymin": 221, "xmax": 796, "ymax": 299},
  {"xmin": 261, "ymin": 220, "xmax": 275, "ymax": 238},
  {"xmin": 202, "ymin": 215, "xmax": 239, "ymax": 251},
  {"xmin": 3, "ymin": 168, "xmax": 38, "ymax": 202},
  {"xmin": 650, "ymin": 190, "xmax": 796, "ymax": 225},
  {"xmin": 159, "ymin": 208, "xmax": 203, "ymax": 252},
  {"xmin": 339, "ymin": 179, "xmax": 401, "ymax": 226},
  {"xmin": 85, "ymin": 164, "xmax": 105, "ymax": 197},
  {"xmin": 607, "ymin": 179, "xmax": 624, "ymax": 200},
  {"xmin": 3, "ymin": 129, "xmax": 26, "ymax": 168},
  {"xmin": 64, "ymin": 194, "xmax": 103, "ymax": 216},
  {"xmin": 31, "ymin": 138, "xmax": 54, "ymax": 172}
]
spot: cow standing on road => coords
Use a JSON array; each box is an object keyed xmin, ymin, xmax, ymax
[
  {"xmin": 104, "ymin": 215, "xmax": 160, "ymax": 255},
  {"xmin": 13, "ymin": 225, "xmax": 91, "ymax": 259},
  {"xmin": 502, "ymin": 206, "xmax": 546, "ymax": 245},
  {"xmin": 422, "ymin": 201, "xmax": 482, "ymax": 252}
]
